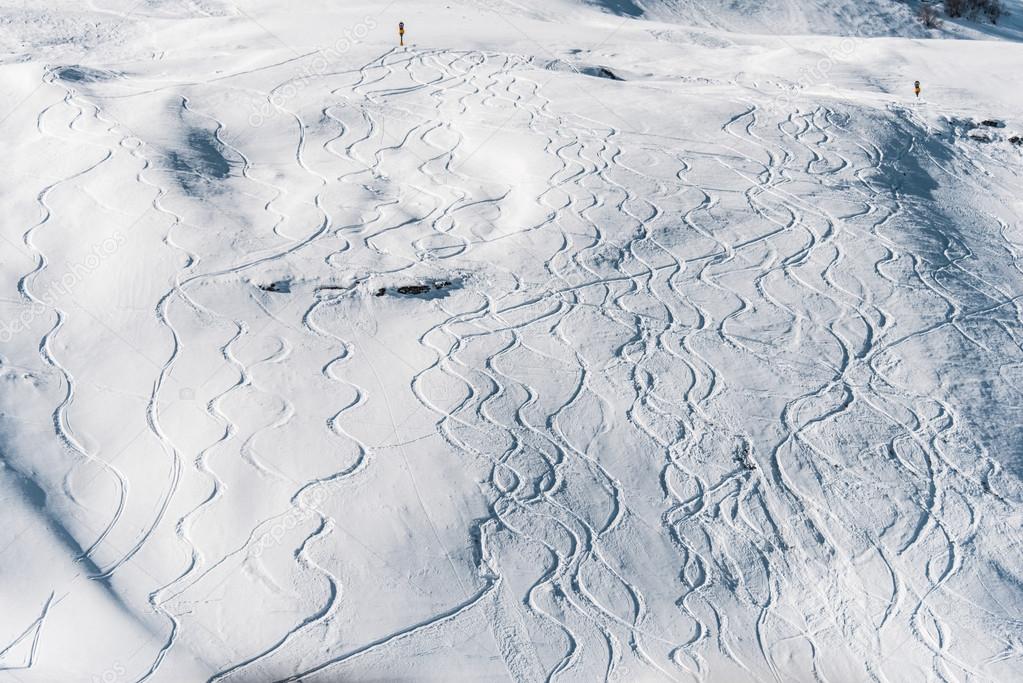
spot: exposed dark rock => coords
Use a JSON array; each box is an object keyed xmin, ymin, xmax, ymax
[
  {"xmin": 375, "ymin": 279, "xmax": 460, "ymax": 298},
  {"xmin": 397, "ymin": 285, "xmax": 431, "ymax": 296},
  {"xmin": 258, "ymin": 280, "xmax": 290, "ymax": 293}
]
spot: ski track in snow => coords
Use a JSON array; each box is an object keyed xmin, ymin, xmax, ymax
[
  {"xmin": 3, "ymin": 9, "xmax": 1023, "ymax": 681},
  {"xmin": 20, "ymin": 69, "xmax": 131, "ymax": 566}
]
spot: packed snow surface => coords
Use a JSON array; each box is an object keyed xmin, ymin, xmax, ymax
[{"xmin": 2, "ymin": 0, "xmax": 1023, "ymax": 681}]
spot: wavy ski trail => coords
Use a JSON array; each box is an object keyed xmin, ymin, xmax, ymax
[{"xmin": 6, "ymin": 36, "xmax": 1022, "ymax": 683}]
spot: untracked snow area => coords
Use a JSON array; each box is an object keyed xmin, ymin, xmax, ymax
[{"xmin": 1, "ymin": 1, "xmax": 1023, "ymax": 681}]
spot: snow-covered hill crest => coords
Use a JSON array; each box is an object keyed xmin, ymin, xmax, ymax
[{"xmin": 590, "ymin": 0, "xmax": 926, "ymax": 36}]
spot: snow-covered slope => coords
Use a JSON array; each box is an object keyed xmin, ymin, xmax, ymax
[
  {"xmin": 1, "ymin": 1, "xmax": 1022, "ymax": 681},
  {"xmin": 574, "ymin": 0, "xmax": 1023, "ymax": 39},
  {"xmin": 591, "ymin": 0, "xmax": 926, "ymax": 36}
]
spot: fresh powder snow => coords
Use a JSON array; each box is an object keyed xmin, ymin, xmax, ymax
[{"xmin": 1, "ymin": 0, "xmax": 1022, "ymax": 681}]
